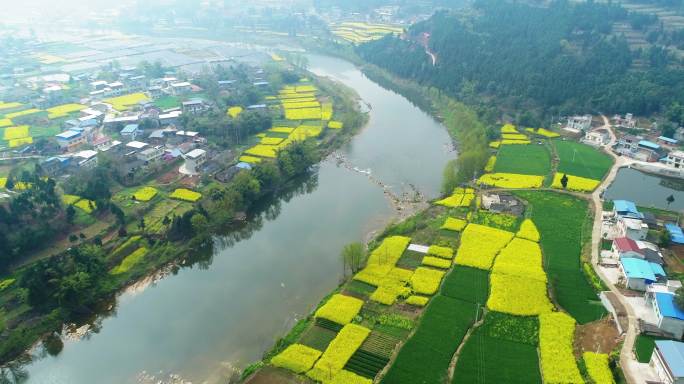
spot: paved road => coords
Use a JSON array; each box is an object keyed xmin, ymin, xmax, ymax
[{"xmin": 589, "ymin": 116, "xmax": 643, "ymax": 384}]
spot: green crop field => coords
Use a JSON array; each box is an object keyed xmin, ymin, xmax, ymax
[
  {"xmin": 494, "ymin": 144, "xmax": 551, "ymax": 176},
  {"xmin": 514, "ymin": 191, "xmax": 606, "ymax": 324},
  {"xmin": 553, "ymin": 140, "xmax": 613, "ymax": 180},
  {"xmin": 453, "ymin": 313, "xmax": 541, "ymax": 384},
  {"xmin": 441, "ymin": 266, "xmax": 489, "ymax": 304},
  {"xmin": 380, "ymin": 296, "xmax": 476, "ymax": 384}
]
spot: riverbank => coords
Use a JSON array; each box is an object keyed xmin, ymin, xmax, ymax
[{"xmin": 0, "ymin": 70, "xmax": 368, "ymax": 370}]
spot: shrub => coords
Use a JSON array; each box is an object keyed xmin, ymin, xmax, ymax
[
  {"xmin": 405, "ymin": 295, "xmax": 429, "ymax": 306},
  {"xmin": 493, "ymin": 144, "xmax": 551, "ymax": 176},
  {"xmin": 307, "ymin": 324, "xmax": 370, "ymax": 382},
  {"xmin": 271, "ymin": 343, "xmax": 322, "ymax": 373},
  {"xmin": 536, "ymin": 128, "xmax": 560, "ymax": 138},
  {"xmin": 422, "ymin": 256, "xmax": 451, "ymax": 269},
  {"xmin": 369, "ymin": 283, "xmax": 410, "ymax": 305},
  {"xmin": 454, "ymin": 224, "xmax": 514, "ymax": 270},
  {"xmin": 583, "ymin": 352, "xmax": 615, "ymax": 384},
  {"xmin": 435, "ymin": 188, "xmax": 475, "ymax": 208},
  {"xmin": 440, "ymin": 217, "xmax": 467, "ymax": 232},
  {"xmin": 411, "ymin": 267, "xmax": 445, "ymax": 295},
  {"xmin": 516, "ymin": 219, "xmax": 540, "ymax": 242},
  {"xmin": 169, "ymin": 188, "xmax": 202, "ymax": 202},
  {"xmin": 539, "ymin": 312, "xmax": 582, "ymax": 383},
  {"xmin": 0, "ymin": 278, "xmax": 15, "ymax": 291},
  {"xmin": 489, "ymin": 141, "xmax": 501, "ymax": 149},
  {"xmin": 285, "ymin": 107, "xmax": 322, "ymax": 120},
  {"xmin": 501, "ymin": 133, "xmax": 528, "ymax": 140},
  {"xmin": 133, "ymin": 187, "xmax": 158, "ymax": 202},
  {"xmin": 315, "ymin": 294, "xmax": 364, "ymax": 325},
  {"xmin": 501, "ymin": 139, "xmax": 531, "ymax": 145},
  {"xmin": 104, "ymin": 93, "xmax": 150, "ymax": 111},
  {"xmin": 9, "ymin": 137, "xmax": 33, "ymax": 148},
  {"xmin": 477, "ymin": 173, "xmax": 543, "ymax": 189}
]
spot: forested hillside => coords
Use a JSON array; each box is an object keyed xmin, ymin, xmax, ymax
[{"xmin": 357, "ymin": 0, "xmax": 684, "ymax": 117}]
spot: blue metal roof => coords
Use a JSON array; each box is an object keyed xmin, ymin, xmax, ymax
[
  {"xmin": 121, "ymin": 124, "xmax": 139, "ymax": 134},
  {"xmin": 621, "ymin": 257, "xmax": 656, "ymax": 281},
  {"xmin": 656, "ymin": 340, "xmax": 684, "ymax": 377},
  {"xmin": 614, "ymin": 200, "xmax": 639, "ymax": 214},
  {"xmin": 656, "ymin": 293, "xmax": 684, "ymax": 321},
  {"xmin": 666, "ymin": 223, "xmax": 684, "ymax": 245},
  {"xmin": 659, "ymin": 136, "xmax": 679, "ymax": 144},
  {"xmin": 650, "ymin": 262, "xmax": 666, "ymax": 276},
  {"xmin": 236, "ymin": 162, "xmax": 252, "ymax": 170},
  {"xmin": 55, "ymin": 130, "xmax": 81, "ymax": 140},
  {"xmin": 639, "ymin": 140, "xmax": 661, "ymax": 150}
]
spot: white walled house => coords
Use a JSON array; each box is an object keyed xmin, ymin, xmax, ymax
[
  {"xmin": 617, "ymin": 217, "xmax": 649, "ymax": 241},
  {"xmin": 184, "ymin": 148, "xmax": 207, "ymax": 174},
  {"xmin": 665, "ymin": 151, "xmax": 684, "ymax": 169},
  {"xmin": 651, "ymin": 340, "xmax": 684, "ymax": 384}
]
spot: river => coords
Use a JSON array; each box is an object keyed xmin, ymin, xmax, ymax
[
  {"xmin": 20, "ymin": 54, "xmax": 454, "ymax": 383},
  {"xmin": 605, "ymin": 168, "xmax": 684, "ymax": 212}
]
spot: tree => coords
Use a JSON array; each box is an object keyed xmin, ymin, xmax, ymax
[
  {"xmin": 5, "ymin": 176, "xmax": 14, "ymax": 190},
  {"xmin": 66, "ymin": 205, "xmax": 76, "ymax": 224},
  {"xmin": 68, "ymin": 234, "xmax": 78, "ymax": 244},
  {"xmin": 341, "ymin": 242, "xmax": 366, "ymax": 277},
  {"xmin": 561, "ymin": 174, "xmax": 569, "ymax": 189},
  {"xmin": 667, "ymin": 194, "xmax": 675, "ymax": 206},
  {"xmin": 676, "ymin": 285, "xmax": 684, "ymax": 310},
  {"xmin": 138, "ymin": 217, "xmax": 146, "ymax": 233},
  {"xmin": 118, "ymin": 226, "xmax": 127, "ymax": 238}
]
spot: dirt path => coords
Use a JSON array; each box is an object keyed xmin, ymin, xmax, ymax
[{"xmin": 587, "ymin": 116, "xmax": 640, "ymax": 384}]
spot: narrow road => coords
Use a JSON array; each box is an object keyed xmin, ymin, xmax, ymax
[{"xmin": 588, "ymin": 115, "xmax": 640, "ymax": 384}]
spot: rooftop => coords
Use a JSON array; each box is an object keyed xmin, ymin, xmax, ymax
[
  {"xmin": 655, "ymin": 293, "xmax": 684, "ymax": 321},
  {"xmin": 186, "ymin": 148, "xmax": 206, "ymax": 159},
  {"xmin": 639, "ymin": 140, "xmax": 661, "ymax": 150},
  {"xmin": 75, "ymin": 150, "xmax": 98, "ymax": 159},
  {"xmin": 614, "ymin": 237, "xmax": 642, "ymax": 253},
  {"xmin": 656, "ymin": 340, "xmax": 684, "ymax": 377},
  {"xmin": 55, "ymin": 130, "xmax": 81, "ymax": 140},
  {"xmin": 614, "ymin": 200, "xmax": 639, "ymax": 214},
  {"xmin": 670, "ymin": 150, "xmax": 684, "ymax": 158},
  {"xmin": 665, "ymin": 223, "xmax": 684, "ymax": 245},
  {"xmin": 126, "ymin": 141, "xmax": 148, "ymax": 149},
  {"xmin": 659, "ymin": 136, "xmax": 678, "ymax": 144},
  {"xmin": 121, "ymin": 124, "xmax": 140, "ymax": 134},
  {"xmin": 621, "ymin": 257, "xmax": 657, "ymax": 281}
]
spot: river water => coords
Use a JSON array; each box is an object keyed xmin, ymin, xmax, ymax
[
  {"xmin": 605, "ymin": 168, "xmax": 684, "ymax": 212},
  {"xmin": 21, "ymin": 54, "xmax": 453, "ymax": 383}
]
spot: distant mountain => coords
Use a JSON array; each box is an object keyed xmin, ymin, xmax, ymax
[{"xmin": 357, "ymin": 0, "xmax": 684, "ymax": 117}]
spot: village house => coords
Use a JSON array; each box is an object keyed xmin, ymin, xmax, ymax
[
  {"xmin": 616, "ymin": 134, "xmax": 640, "ymax": 154},
  {"xmin": 613, "ymin": 200, "xmax": 643, "ymax": 219},
  {"xmin": 651, "ymin": 340, "xmax": 684, "ymax": 384},
  {"xmin": 159, "ymin": 110, "xmax": 182, "ymax": 126},
  {"xmin": 665, "ymin": 223, "xmax": 684, "ymax": 245},
  {"xmin": 614, "ymin": 113, "xmax": 637, "ymax": 129},
  {"xmin": 658, "ymin": 136, "xmax": 679, "ymax": 148},
  {"xmin": 73, "ymin": 150, "xmax": 98, "ymax": 169},
  {"xmin": 170, "ymin": 81, "xmax": 192, "ymax": 95},
  {"xmin": 55, "ymin": 130, "xmax": 86, "ymax": 151},
  {"xmin": 566, "ymin": 115, "xmax": 592, "ymax": 131},
  {"xmin": 635, "ymin": 140, "xmax": 663, "ymax": 162},
  {"xmin": 481, "ymin": 193, "xmax": 524, "ymax": 215},
  {"xmin": 147, "ymin": 85, "xmax": 164, "ymax": 99},
  {"xmin": 616, "ymin": 216, "xmax": 650, "ymax": 241},
  {"xmin": 184, "ymin": 148, "xmax": 207, "ymax": 174},
  {"xmin": 120, "ymin": 124, "xmax": 142, "ymax": 140},
  {"xmin": 136, "ymin": 146, "xmax": 164, "ymax": 164},
  {"xmin": 648, "ymin": 294, "xmax": 684, "ymax": 339},
  {"xmin": 583, "ymin": 129, "xmax": 610, "ymax": 147},
  {"xmin": 664, "ymin": 151, "xmax": 684, "ymax": 169},
  {"xmin": 618, "ymin": 256, "xmax": 666, "ymax": 291},
  {"xmin": 181, "ymin": 99, "xmax": 207, "ymax": 115},
  {"xmin": 613, "ymin": 237, "xmax": 644, "ymax": 259}
]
